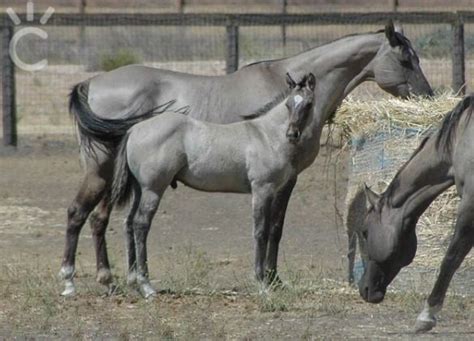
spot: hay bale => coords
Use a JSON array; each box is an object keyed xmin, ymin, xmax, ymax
[{"xmin": 337, "ymin": 93, "xmax": 473, "ymax": 292}]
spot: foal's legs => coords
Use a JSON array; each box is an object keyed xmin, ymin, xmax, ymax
[
  {"xmin": 124, "ymin": 187, "xmax": 140, "ymax": 286},
  {"xmin": 265, "ymin": 178, "xmax": 296, "ymax": 286},
  {"xmin": 133, "ymin": 188, "xmax": 162, "ymax": 298},
  {"xmin": 252, "ymin": 185, "xmax": 275, "ymax": 284},
  {"xmin": 414, "ymin": 197, "xmax": 474, "ymax": 333}
]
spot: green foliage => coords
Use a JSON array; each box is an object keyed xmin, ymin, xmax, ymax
[
  {"xmin": 99, "ymin": 50, "xmax": 140, "ymax": 71},
  {"xmin": 414, "ymin": 27, "xmax": 474, "ymax": 58}
]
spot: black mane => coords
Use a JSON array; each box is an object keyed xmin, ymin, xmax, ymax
[
  {"xmin": 382, "ymin": 94, "xmax": 474, "ymax": 205},
  {"xmin": 243, "ymin": 87, "xmax": 291, "ymax": 120},
  {"xmin": 436, "ymin": 94, "xmax": 474, "ymax": 154}
]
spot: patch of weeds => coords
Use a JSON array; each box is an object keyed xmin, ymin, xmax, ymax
[
  {"xmin": 2, "ymin": 263, "xmax": 61, "ymax": 332},
  {"xmin": 161, "ymin": 242, "xmax": 216, "ymax": 295},
  {"xmin": 99, "ymin": 50, "xmax": 140, "ymax": 72}
]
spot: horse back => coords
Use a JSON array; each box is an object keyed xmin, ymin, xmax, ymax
[{"xmin": 86, "ymin": 64, "xmax": 286, "ymax": 123}]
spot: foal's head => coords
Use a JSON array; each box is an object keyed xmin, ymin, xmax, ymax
[{"xmin": 285, "ymin": 73, "xmax": 316, "ymax": 144}]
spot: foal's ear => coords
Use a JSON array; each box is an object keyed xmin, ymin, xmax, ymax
[
  {"xmin": 286, "ymin": 72, "xmax": 297, "ymax": 89},
  {"xmin": 364, "ymin": 183, "xmax": 380, "ymax": 210},
  {"xmin": 307, "ymin": 73, "xmax": 316, "ymax": 91},
  {"xmin": 393, "ymin": 21, "xmax": 404, "ymax": 35},
  {"xmin": 385, "ymin": 19, "xmax": 399, "ymax": 47}
]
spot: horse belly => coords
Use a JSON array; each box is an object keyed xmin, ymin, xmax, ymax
[{"xmin": 178, "ymin": 160, "xmax": 250, "ymax": 193}]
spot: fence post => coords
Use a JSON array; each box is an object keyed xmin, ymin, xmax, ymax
[
  {"xmin": 79, "ymin": 0, "xmax": 86, "ymax": 56},
  {"xmin": 452, "ymin": 17, "xmax": 465, "ymax": 94},
  {"xmin": 281, "ymin": 0, "xmax": 287, "ymax": 47},
  {"xmin": 226, "ymin": 25, "xmax": 239, "ymax": 74},
  {"xmin": 2, "ymin": 25, "xmax": 16, "ymax": 147}
]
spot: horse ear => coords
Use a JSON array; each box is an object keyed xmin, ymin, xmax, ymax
[
  {"xmin": 385, "ymin": 19, "xmax": 399, "ymax": 47},
  {"xmin": 393, "ymin": 21, "xmax": 404, "ymax": 35},
  {"xmin": 364, "ymin": 183, "xmax": 380, "ymax": 210},
  {"xmin": 307, "ymin": 73, "xmax": 316, "ymax": 91},
  {"xmin": 286, "ymin": 73, "xmax": 297, "ymax": 89}
]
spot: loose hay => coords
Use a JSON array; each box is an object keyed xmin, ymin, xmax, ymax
[{"xmin": 336, "ymin": 93, "xmax": 473, "ymax": 294}]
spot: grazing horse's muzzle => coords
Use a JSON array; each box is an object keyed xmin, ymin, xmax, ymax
[
  {"xmin": 359, "ymin": 261, "xmax": 387, "ymax": 304},
  {"xmin": 286, "ymin": 127, "xmax": 301, "ymax": 144}
]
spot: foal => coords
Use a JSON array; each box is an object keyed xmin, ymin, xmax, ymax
[{"xmin": 111, "ymin": 74, "xmax": 316, "ymax": 297}]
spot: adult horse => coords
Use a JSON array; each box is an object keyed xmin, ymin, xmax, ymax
[
  {"xmin": 60, "ymin": 21, "xmax": 433, "ymax": 296},
  {"xmin": 360, "ymin": 96, "xmax": 474, "ymax": 333}
]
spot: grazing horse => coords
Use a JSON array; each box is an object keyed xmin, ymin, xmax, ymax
[
  {"xmin": 111, "ymin": 74, "xmax": 317, "ymax": 298},
  {"xmin": 60, "ymin": 21, "xmax": 433, "ymax": 296},
  {"xmin": 359, "ymin": 95, "xmax": 474, "ymax": 332}
]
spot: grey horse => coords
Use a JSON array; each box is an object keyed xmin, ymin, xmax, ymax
[
  {"xmin": 60, "ymin": 21, "xmax": 433, "ymax": 295},
  {"xmin": 359, "ymin": 96, "xmax": 474, "ymax": 333},
  {"xmin": 111, "ymin": 74, "xmax": 317, "ymax": 298}
]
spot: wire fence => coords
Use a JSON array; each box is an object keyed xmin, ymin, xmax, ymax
[{"xmin": 1, "ymin": 11, "xmax": 473, "ymax": 142}]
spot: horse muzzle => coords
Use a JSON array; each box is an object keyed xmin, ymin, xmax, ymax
[
  {"xmin": 358, "ymin": 261, "xmax": 387, "ymax": 304},
  {"xmin": 286, "ymin": 128, "xmax": 301, "ymax": 144}
]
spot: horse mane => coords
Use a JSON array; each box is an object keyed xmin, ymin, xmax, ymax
[
  {"xmin": 243, "ymin": 87, "xmax": 291, "ymax": 120},
  {"xmin": 381, "ymin": 134, "xmax": 431, "ymax": 205},
  {"xmin": 435, "ymin": 94, "xmax": 474, "ymax": 155},
  {"xmin": 382, "ymin": 95, "xmax": 474, "ymax": 205}
]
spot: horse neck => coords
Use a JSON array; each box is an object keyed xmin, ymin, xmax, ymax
[
  {"xmin": 276, "ymin": 32, "xmax": 384, "ymax": 122},
  {"xmin": 385, "ymin": 136, "xmax": 454, "ymax": 221},
  {"xmin": 252, "ymin": 102, "xmax": 291, "ymax": 145}
]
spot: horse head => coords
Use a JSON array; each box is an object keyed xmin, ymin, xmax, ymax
[
  {"xmin": 358, "ymin": 185, "xmax": 417, "ymax": 303},
  {"xmin": 285, "ymin": 72, "xmax": 316, "ymax": 144},
  {"xmin": 372, "ymin": 20, "xmax": 433, "ymax": 98}
]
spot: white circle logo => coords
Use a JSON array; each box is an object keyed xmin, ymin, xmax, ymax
[{"xmin": 6, "ymin": 1, "xmax": 54, "ymax": 72}]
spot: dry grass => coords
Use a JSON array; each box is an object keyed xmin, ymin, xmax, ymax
[
  {"xmin": 333, "ymin": 91, "xmax": 462, "ymax": 141},
  {"xmin": 1, "ymin": 245, "xmax": 471, "ymax": 339}
]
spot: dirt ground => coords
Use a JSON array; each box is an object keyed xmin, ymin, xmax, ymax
[{"xmin": 0, "ymin": 136, "xmax": 473, "ymax": 339}]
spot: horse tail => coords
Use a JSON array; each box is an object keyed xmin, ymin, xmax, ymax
[
  {"xmin": 69, "ymin": 81, "xmax": 173, "ymax": 153},
  {"xmin": 111, "ymin": 132, "xmax": 137, "ymax": 208}
]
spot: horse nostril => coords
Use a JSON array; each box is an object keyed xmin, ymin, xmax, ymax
[{"xmin": 287, "ymin": 130, "xmax": 300, "ymax": 142}]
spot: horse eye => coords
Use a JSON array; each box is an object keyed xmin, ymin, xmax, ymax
[{"xmin": 362, "ymin": 230, "xmax": 368, "ymax": 239}]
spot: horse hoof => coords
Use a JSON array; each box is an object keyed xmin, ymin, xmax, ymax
[
  {"xmin": 268, "ymin": 278, "xmax": 286, "ymax": 291},
  {"xmin": 96, "ymin": 268, "xmax": 113, "ymax": 286},
  {"xmin": 141, "ymin": 283, "xmax": 157, "ymax": 299},
  {"xmin": 127, "ymin": 272, "xmax": 138, "ymax": 287},
  {"xmin": 61, "ymin": 280, "xmax": 76, "ymax": 297},
  {"xmin": 106, "ymin": 284, "xmax": 120, "ymax": 296},
  {"xmin": 414, "ymin": 318, "xmax": 436, "ymax": 333}
]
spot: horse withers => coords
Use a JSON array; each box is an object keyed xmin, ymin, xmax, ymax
[
  {"xmin": 359, "ymin": 96, "xmax": 474, "ymax": 332},
  {"xmin": 111, "ymin": 74, "xmax": 317, "ymax": 298}
]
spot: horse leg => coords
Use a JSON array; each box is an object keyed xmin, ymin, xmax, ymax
[
  {"xmin": 134, "ymin": 188, "xmax": 162, "ymax": 298},
  {"xmin": 414, "ymin": 198, "xmax": 474, "ymax": 333},
  {"xmin": 124, "ymin": 186, "xmax": 140, "ymax": 287},
  {"xmin": 89, "ymin": 194, "xmax": 114, "ymax": 291},
  {"xmin": 347, "ymin": 230, "xmax": 357, "ymax": 285},
  {"xmin": 252, "ymin": 185, "xmax": 274, "ymax": 285},
  {"xmin": 265, "ymin": 178, "xmax": 296, "ymax": 287},
  {"xmin": 59, "ymin": 172, "xmax": 106, "ymax": 296}
]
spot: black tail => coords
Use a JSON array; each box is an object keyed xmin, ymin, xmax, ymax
[
  {"xmin": 111, "ymin": 132, "xmax": 136, "ymax": 208},
  {"xmin": 69, "ymin": 82, "xmax": 175, "ymax": 153}
]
